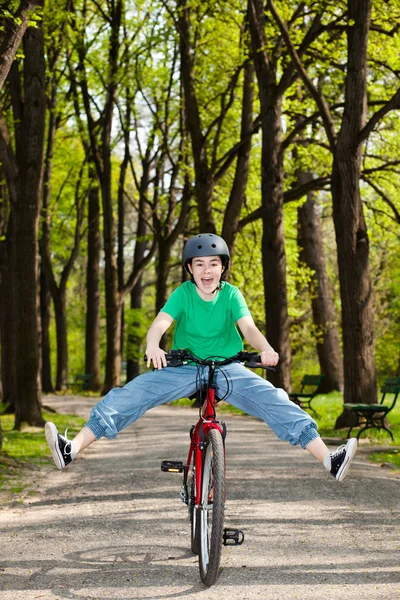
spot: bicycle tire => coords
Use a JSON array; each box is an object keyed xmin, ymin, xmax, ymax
[{"xmin": 198, "ymin": 428, "xmax": 225, "ymax": 587}]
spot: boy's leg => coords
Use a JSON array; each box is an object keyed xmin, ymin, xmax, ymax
[
  {"xmin": 45, "ymin": 366, "xmax": 199, "ymax": 470},
  {"xmin": 73, "ymin": 426, "xmax": 96, "ymax": 453},
  {"xmin": 216, "ymin": 363, "xmax": 357, "ymax": 481}
]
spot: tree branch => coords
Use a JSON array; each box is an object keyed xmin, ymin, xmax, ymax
[
  {"xmin": 362, "ymin": 175, "xmax": 400, "ymax": 224},
  {"xmin": 358, "ymin": 88, "xmax": 400, "ymax": 144},
  {"xmin": 267, "ymin": 0, "xmax": 337, "ymax": 151},
  {"xmin": 0, "ymin": 0, "xmax": 42, "ymax": 91}
]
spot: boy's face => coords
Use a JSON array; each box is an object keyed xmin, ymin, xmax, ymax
[{"xmin": 188, "ymin": 255, "xmax": 224, "ymax": 296}]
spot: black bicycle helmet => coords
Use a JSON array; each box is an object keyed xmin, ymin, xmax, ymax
[{"xmin": 183, "ymin": 233, "xmax": 230, "ymax": 273}]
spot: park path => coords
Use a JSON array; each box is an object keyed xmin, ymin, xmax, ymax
[{"xmin": 0, "ymin": 395, "xmax": 399, "ymax": 600}]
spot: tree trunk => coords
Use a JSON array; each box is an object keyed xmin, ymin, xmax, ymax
[
  {"xmin": 101, "ymin": 144, "xmax": 122, "ymax": 392},
  {"xmin": 126, "ymin": 152, "xmax": 150, "ymax": 382},
  {"xmin": 332, "ymin": 155, "xmax": 376, "ymax": 406},
  {"xmin": 39, "ymin": 73, "xmax": 58, "ymax": 394},
  {"xmin": 249, "ymin": 0, "xmax": 292, "ymax": 391},
  {"xmin": 14, "ymin": 13, "xmax": 45, "ymax": 428},
  {"xmin": 53, "ymin": 290, "xmax": 68, "ymax": 390},
  {"xmin": 156, "ymin": 237, "xmax": 171, "ymax": 314},
  {"xmin": 85, "ymin": 172, "xmax": 102, "ymax": 391},
  {"xmin": 178, "ymin": 0, "xmax": 215, "ymax": 233},
  {"xmin": 222, "ymin": 60, "xmax": 255, "ymax": 268},
  {"xmin": 0, "ymin": 207, "xmax": 17, "ymax": 410},
  {"xmin": 40, "ymin": 265, "xmax": 53, "ymax": 393},
  {"xmin": 127, "ymin": 275, "xmax": 144, "ymax": 382},
  {"xmin": 298, "ymin": 189, "xmax": 344, "ymax": 392},
  {"xmin": 331, "ymin": 0, "xmax": 376, "ymax": 419}
]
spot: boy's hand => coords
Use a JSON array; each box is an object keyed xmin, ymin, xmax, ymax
[
  {"xmin": 260, "ymin": 348, "xmax": 279, "ymax": 367},
  {"xmin": 146, "ymin": 346, "xmax": 167, "ymax": 370}
]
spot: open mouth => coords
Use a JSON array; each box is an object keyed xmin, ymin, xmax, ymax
[{"xmin": 201, "ymin": 277, "xmax": 213, "ymax": 286}]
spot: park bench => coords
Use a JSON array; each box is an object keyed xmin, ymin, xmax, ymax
[
  {"xmin": 67, "ymin": 373, "xmax": 93, "ymax": 392},
  {"xmin": 289, "ymin": 374, "xmax": 325, "ymax": 414},
  {"xmin": 344, "ymin": 377, "xmax": 400, "ymax": 440}
]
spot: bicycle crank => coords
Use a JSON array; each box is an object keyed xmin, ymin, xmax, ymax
[{"xmin": 223, "ymin": 528, "xmax": 245, "ymax": 546}]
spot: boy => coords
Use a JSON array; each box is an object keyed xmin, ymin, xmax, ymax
[{"xmin": 45, "ymin": 233, "xmax": 357, "ymax": 481}]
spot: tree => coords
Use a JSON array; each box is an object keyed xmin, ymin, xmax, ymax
[
  {"xmin": 297, "ymin": 185, "xmax": 343, "ymax": 392},
  {"xmin": 69, "ymin": 0, "xmax": 157, "ymax": 391},
  {"xmin": 0, "ymin": 1, "xmax": 46, "ymax": 427},
  {"xmin": 270, "ymin": 0, "xmax": 400, "ymax": 412},
  {"xmin": 42, "ymin": 157, "xmax": 87, "ymax": 390}
]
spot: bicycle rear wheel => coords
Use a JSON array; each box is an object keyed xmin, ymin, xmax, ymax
[{"xmin": 198, "ymin": 428, "xmax": 225, "ymax": 587}]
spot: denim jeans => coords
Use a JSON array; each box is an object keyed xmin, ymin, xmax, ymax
[{"xmin": 85, "ymin": 363, "xmax": 319, "ymax": 449}]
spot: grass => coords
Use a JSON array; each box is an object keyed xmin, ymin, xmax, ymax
[{"xmin": 0, "ymin": 406, "xmax": 86, "ymax": 495}]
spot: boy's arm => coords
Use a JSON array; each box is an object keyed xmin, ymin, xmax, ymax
[
  {"xmin": 146, "ymin": 311, "xmax": 174, "ymax": 370},
  {"xmin": 237, "ymin": 315, "xmax": 279, "ymax": 367}
]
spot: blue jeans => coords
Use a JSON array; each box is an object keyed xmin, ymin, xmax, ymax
[{"xmin": 85, "ymin": 364, "xmax": 319, "ymax": 449}]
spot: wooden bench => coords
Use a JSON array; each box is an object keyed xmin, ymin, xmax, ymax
[
  {"xmin": 289, "ymin": 374, "xmax": 325, "ymax": 414},
  {"xmin": 344, "ymin": 377, "xmax": 400, "ymax": 440},
  {"xmin": 67, "ymin": 373, "xmax": 93, "ymax": 392}
]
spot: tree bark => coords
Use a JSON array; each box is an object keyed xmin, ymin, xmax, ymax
[
  {"xmin": 0, "ymin": 186, "xmax": 17, "ymax": 410},
  {"xmin": 53, "ymin": 291, "xmax": 68, "ymax": 390},
  {"xmin": 40, "ymin": 266, "xmax": 53, "ymax": 393},
  {"xmin": 14, "ymin": 11, "xmax": 46, "ymax": 427},
  {"xmin": 297, "ymin": 188, "xmax": 344, "ymax": 392},
  {"xmin": 85, "ymin": 170, "xmax": 102, "ymax": 391},
  {"xmin": 39, "ymin": 72, "xmax": 58, "ymax": 394}
]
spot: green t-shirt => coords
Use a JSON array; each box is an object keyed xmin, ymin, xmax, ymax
[{"xmin": 161, "ymin": 281, "xmax": 251, "ymax": 359}]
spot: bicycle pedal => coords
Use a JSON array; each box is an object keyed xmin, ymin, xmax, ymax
[
  {"xmin": 223, "ymin": 528, "xmax": 244, "ymax": 546},
  {"xmin": 161, "ymin": 460, "xmax": 184, "ymax": 473}
]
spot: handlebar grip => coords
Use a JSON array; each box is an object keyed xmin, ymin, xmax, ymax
[{"xmin": 245, "ymin": 359, "xmax": 276, "ymax": 371}]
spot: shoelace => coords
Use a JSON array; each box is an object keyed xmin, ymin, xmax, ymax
[
  {"xmin": 330, "ymin": 444, "xmax": 346, "ymax": 460},
  {"xmin": 62, "ymin": 429, "xmax": 73, "ymax": 456}
]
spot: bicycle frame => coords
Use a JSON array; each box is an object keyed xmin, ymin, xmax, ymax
[{"xmin": 185, "ymin": 365, "xmax": 225, "ymax": 509}]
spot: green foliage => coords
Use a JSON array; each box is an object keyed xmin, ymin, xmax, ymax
[{"xmin": 124, "ymin": 306, "xmax": 152, "ymax": 362}]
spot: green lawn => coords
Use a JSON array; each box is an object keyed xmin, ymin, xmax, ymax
[{"xmin": 0, "ymin": 408, "xmax": 85, "ymax": 495}]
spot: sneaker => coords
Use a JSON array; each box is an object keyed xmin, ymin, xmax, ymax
[
  {"xmin": 324, "ymin": 438, "xmax": 357, "ymax": 482},
  {"xmin": 45, "ymin": 422, "xmax": 77, "ymax": 470}
]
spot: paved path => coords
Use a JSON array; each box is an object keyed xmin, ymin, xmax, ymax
[{"xmin": 0, "ymin": 395, "xmax": 399, "ymax": 600}]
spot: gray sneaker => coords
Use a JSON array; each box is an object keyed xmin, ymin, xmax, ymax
[
  {"xmin": 45, "ymin": 422, "xmax": 77, "ymax": 470},
  {"xmin": 325, "ymin": 438, "xmax": 357, "ymax": 482}
]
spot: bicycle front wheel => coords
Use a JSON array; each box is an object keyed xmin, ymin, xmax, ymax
[{"xmin": 199, "ymin": 428, "xmax": 225, "ymax": 587}]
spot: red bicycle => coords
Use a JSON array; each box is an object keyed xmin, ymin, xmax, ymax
[{"xmin": 159, "ymin": 350, "xmax": 270, "ymax": 587}]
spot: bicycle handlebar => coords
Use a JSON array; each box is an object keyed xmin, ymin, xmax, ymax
[{"xmin": 144, "ymin": 350, "xmax": 275, "ymax": 371}]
